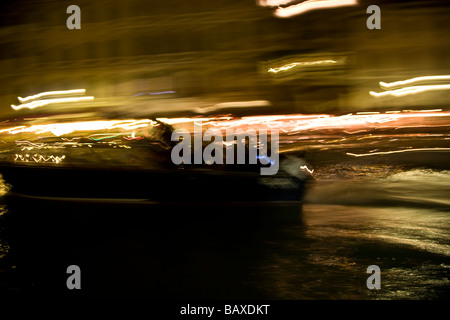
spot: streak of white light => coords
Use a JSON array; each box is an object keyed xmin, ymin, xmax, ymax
[
  {"xmin": 12, "ymin": 96, "xmax": 94, "ymax": 111},
  {"xmin": 268, "ymin": 60, "xmax": 337, "ymax": 73},
  {"xmin": 18, "ymin": 89, "xmax": 86, "ymax": 103},
  {"xmin": 379, "ymin": 76, "xmax": 450, "ymax": 89},
  {"xmin": 274, "ymin": 0, "xmax": 358, "ymax": 18},
  {"xmin": 347, "ymin": 148, "xmax": 450, "ymax": 157},
  {"xmin": 370, "ymin": 85, "xmax": 450, "ymax": 98}
]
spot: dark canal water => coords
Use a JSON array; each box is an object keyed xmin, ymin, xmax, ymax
[{"xmin": 0, "ymin": 162, "xmax": 449, "ymax": 300}]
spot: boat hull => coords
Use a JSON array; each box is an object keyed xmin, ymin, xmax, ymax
[{"xmin": 0, "ymin": 163, "xmax": 309, "ymax": 226}]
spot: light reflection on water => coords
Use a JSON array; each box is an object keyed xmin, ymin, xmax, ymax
[{"xmin": 251, "ymin": 168, "xmax": 450, "ymax": 300}]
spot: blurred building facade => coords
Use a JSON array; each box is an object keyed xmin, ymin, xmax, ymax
[{"xmin": 0, "ymin": 0, "xmax": 449, "ymax": 117}]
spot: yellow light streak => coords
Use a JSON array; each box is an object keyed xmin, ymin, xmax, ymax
[
  {"xmin": 14, "ymin": 153, "xmax": 66, "ymax": 164},
  {"xmin": 414, "ymin": 109, "xmax": 443, "ymax": 112},
  {"xmin": 0, "ymin": 119, "xmax": 159, "ymax": 137},
  {"xmin": 156, "ymin": 117, "xmax": 214, "ymax": 125},
  {"xmin": 300, "ymin": 165, "xmax": 314, "ymax": 174},
  {"xmin": 12, "ymin": 96, "xmax": 94, "ymax": 111},
  {"xmin": 347, "ymin": 148, "xmax": 450, "ymax": 157},
  {"xmin": 275, "ymin": 0, "xmax": 358, "ymax": 18},
  {"xmin": 370, "ymin": 84, "xmax": 450, "ymax": 98},
  {"xmin": 268, "ymin": 60, "xmax": 338, "ymax": 73},
  {"xmin": 0, "ymin": 110, "xmax": 448, "ymax": 140},
  {"xmin": 18, "ymin": 89, "xmax": 86, "ymax": 103},
  {"xmin": 258, "ymin": 0, "xmax": 294, "ymax": 7},
  {"xmin": 379, "ymin": 75, "xmax": 450, "ymax": 89}
]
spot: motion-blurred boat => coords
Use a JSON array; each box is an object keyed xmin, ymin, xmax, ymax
[{"xmin": 0, "ymin": 109, "xmax": 312, "ymax": 224}]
